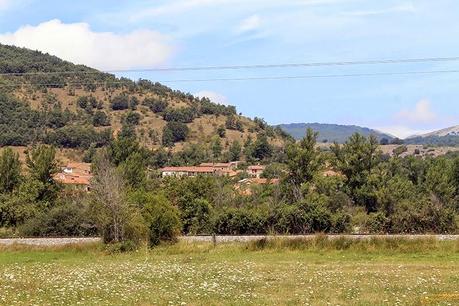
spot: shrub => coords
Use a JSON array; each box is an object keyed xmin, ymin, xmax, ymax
[
  {"xmin": 143, "ymin": 98, "xmax": 168, "ymax": 113},
  {"xmin": 273, "ymin": 201, "xmax": 332, "ymax": 234},
  {"xmin": 179, "ymin": 198, "xmax": 212, "ymax": 235},
  {"xmin": 162, "ymin": 107, "xmax": 196, "ymax": 123},
  {"xmin": 19, "ymin": 201, "xmax": 97, "ymax": 237},
  {"xmin": 123, "ymin": 111, "xmax": 141, "ymax": 126},
  {"xmin": 225, "ymin": 116, "xmax": 244, "ymax": 131},
  {"xmin": 92, "ymin": 111, "xmax": 110, "ymax": 127},
  {"xmin": 110, "ymin": 94, "xmax": 129, "ymax": 110},
  {"xmin": 214, "ymin": 208, "xmax": 268, "ymax": 235},
  {"xmin": 129, "ymin": 192, "xmax": 181, "ymax": 246},
  {"xmin": 162, "ymin": 122, "xmax": 189, "ymax": 146}
]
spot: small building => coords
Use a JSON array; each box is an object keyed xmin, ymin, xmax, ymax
[
  {"xmin": 199, "ymin": 162, "xmax": 240, "ymax": 171},
  {"xmin": 160, "ymin": 166, "xmax": 240, "ymax": 178},
  {"xmin": 235, "ymin": 178, "xmax": 280, "ymax": 195},
  {"xmin": 54, "ymin": 162, "xmax": 92, "ymax": 191},
  {"xmin": 160, "ymin": 166, "xmax": 218, "ymax": 177},
  {"xmin": 247, "ymin": 165, "xmax": 265, "ymax": 178}
]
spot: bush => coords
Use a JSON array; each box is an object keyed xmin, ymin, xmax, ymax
[
  {"xmin": 364, "ymin": 212, "xmax": 390, "ymax": 233},
  {"xmin": 225, "ymin": 116, "xmax": 244, "ymax": 131},
  {"xmin": 137, "ymin": 193, "xmax": 181, "ymax": 246},
  {"xmin": 162, "ymin": 122, "xmax": 189, "ymax": 146},
  {"xmin": 110, "ymin": 94, "xmax": 129, "ymax": 110},
  {"xmin": 162, "ymin": 107, "xmax": 196, "ymax": 123},
  {"xmin": 273, "ymin": 201, "xmax": 332, "ymax": 234},
  {"xmin": 123, "ymin": 111, "xmax": 141, "ymax": 126},
  {"xmin": 92, "ymin": 111, "xmax": 110, "ymax": 127},
  {"xmin": 180, "ymin": 198, "xmax": 213, "ymax": 235},
  {"xmin": 214, "ymin": 208, "xmax": 268, "ymax": 235},
  {"xmin": 143, "ymin": 98, "xmax": 168, "ymax": 113},
  {"xmin": 19, "ymin": 201, "xmax": 97, "ymax": 237}
]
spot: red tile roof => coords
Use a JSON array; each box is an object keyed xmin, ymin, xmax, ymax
[
  {"xmin": 54, "ymin": 173, "xmax": 91, "ymax": 186},
  {"xmin": 248, "ymin": 165, "xmax": 265, "ymax": 170},
  {"xmin": 160, "ymin": 166, "xmax": 217, "ymax": 173}
]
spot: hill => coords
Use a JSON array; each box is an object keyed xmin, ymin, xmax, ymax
[
  {"xmin": 405, "ymin": 125, "xmax": 459, "ymax": 146},
  {"xmin": 0, "ymin": 44, "xmax": 289, "ymax": 156},
  {"xmin": 277, "ymin": 123, "xmax": 394, "ymax": 143}
]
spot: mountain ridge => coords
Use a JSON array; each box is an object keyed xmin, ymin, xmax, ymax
[{"xmin": 277, "ymin": 122, "xmax": 395, "ymax": 143}]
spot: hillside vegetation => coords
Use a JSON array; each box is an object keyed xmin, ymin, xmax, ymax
[
  {"xmin": 0, "ymin": 44, "xmax": 289, "ymax": 156},
  {"xmin": 278, "ymin": 123, "xmax": 394, "ymax": 143}
]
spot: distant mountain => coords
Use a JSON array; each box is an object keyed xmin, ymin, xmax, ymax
[
  {"xmin": 418, "ymin": 125, "xmax": 459, "ymax": 138},
  {"xmin": 277, "ymin": 123, "xmax": 394, "ymax": 143},
  {"xmin": 405, "ymin": 125, "xmax": 459, "ymax": 146}
]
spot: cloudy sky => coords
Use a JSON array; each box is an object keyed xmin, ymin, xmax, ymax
[{"xmin": 1, "ymin": 0, "xmax": 459, "ymax": 138}]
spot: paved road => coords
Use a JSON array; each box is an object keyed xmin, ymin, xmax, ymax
[
  {"xmin": 180, "ymin": 234, "xmax": 459, "ymax": 243},
  {"xmin": 0, "ymin": 237, "xmax": 101, "ymax": 246},
  {"xmin": 1, "ymin": 235, "xmax": 458, "ymax": 246}
]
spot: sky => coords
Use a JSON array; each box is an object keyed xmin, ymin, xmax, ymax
[{"xmin": 1, "ymin": 0, "xmax": 459, "ymax": 138}]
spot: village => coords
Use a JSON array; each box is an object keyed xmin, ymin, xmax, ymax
[{"xmin": 54, "ymin": 162, "xmax": 279, "ymax": 194}]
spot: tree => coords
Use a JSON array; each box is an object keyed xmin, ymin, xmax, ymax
[
  {"xmin": 109, "ymin": 134, "xmax": 140, "ymax": 166},
  {"xmin": 162, "ymin": 122, "xmax": 189, "ymax": 146},
  {"xmin": 229, "ymin": 141, "xmax": 242, "ymax": 161},
  {"xmin": 90, "ymin": 151, "xmax": 146, "ymax": 245},
  {"xmin": 380, "ymin": 138, "xmax": 389, "ymax": 145},
  {"xmin": 211, "ymin": 136, "xmax": 222, "ymax": 159},
  {"xmin": 284, "ymin": 128, "xmax": 323, "ymax": 201},
  {"xmin": 119, "ymin": 152, "xmax": 147, "ymax": 189},
  {"xmin": 26, "ymin": 145, "xmax": 58, "ymax": 186},
  {"xmin": 252, "ymin": 133, "xmax": 273, "ymax": 160},
  {"xmin": 110, "ymin": 94, "xmax": 129, "ymax": 110},
  {"xmin": 331, "ymin": 133, "xmax": 381, "ymax": 210},
  {"xmin": 92, "ymin": 111, "xmax": 110, "ymax": 127},
  {"xmin": 143, "ymin": 98, "xmax": 168, "ymax": 113},
  {"xmin": 0, "ymin": 148, "xmax": 22, "ymax": 193},
  {"xmin": 136, "ymin": 193, "xmax": 181, "ymax": 246},
  {"xmin": 123, "ymin": 111, "xmax": 141, "ymax": 126}
]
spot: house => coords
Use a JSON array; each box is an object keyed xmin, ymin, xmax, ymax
[
  {"xmin": 54, "ymin": 162, "xmax": 92, "ymax": 191},
  {"xmin": 63, "ymin": 162, "xmax": 91, "ymax": 176},
  {"xmin": 235, "ymin": 178, "xmax": 280, "ymax": 195},
  {"xmin": 159, "ymin": 166, "xmax": 217, "ymax": 177},
  {"xmin": 159, "ymin": 165, "xmax": 240, "ymax": 178},
  {"xmin": 247, "ymin": 165, "xmax": 265, "ymax": 178},
  {"xmin": 199, "ymin": 162, "xmax": 240, "ymax": 171}
]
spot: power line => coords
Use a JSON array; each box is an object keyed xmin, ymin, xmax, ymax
[
  {"xmin": 1, "ymin": 56, "xmax": 459, "ymax": 76},
  {"xmin": 1, "ymin": 69, "xmax": 459, "ymax": 87}
]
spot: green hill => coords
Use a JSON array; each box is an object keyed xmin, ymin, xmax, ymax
[
  {"xmin": 277, "ymin": 123, "xmax": 394, "ymax": 143},
  {"xmin": 0, "ymin": 44, "xmax": 288, "ymax": 153}
]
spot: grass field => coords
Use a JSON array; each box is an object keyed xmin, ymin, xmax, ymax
[{"xmin": 0, "ymin": 238, "xmax": 458, "ymax": 305}]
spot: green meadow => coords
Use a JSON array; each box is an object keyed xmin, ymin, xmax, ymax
[{"xmin": 0, "ymin": 238, "xmax": 458, "ymax": 305}]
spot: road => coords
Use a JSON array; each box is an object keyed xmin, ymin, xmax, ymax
[{"xmin": 1, "ymin": 235, "xmax": 458, "ymax": 246}]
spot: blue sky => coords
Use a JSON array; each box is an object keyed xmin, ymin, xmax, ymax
[{"xmin": 1, "ymin": 0, "xmax": 459, "ymax": 138}]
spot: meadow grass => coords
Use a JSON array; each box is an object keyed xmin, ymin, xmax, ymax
[{"xmin": 0, "ymin": 237, "xmax": 458, "ymax": 305}]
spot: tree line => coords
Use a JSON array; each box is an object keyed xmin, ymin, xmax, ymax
[{"xmin": 0, "ymin": 128, "xmax": 458, "ymax": 251}]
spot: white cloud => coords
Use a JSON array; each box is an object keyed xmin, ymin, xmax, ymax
[
  {"xmin": 375, "ymin": 125, "xmax": 433, "ymax": 139},
  {"xmin": 342, "ymin": 3, "xmax": 416, "ymax": 17},
  {"xmin": 236, "ymin": 15, "xmax": 262, "ymax": 34},
  {"xmin": 0, "ymin": 19, "xmax": 174, "ymax": 70},
  {"xmin": 395, "ymin": 100, "xmax": 437, "ymax": 124},
  {"xmin": 195, "ymin": 90, "xmax": 228, "ymax": 104}
]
